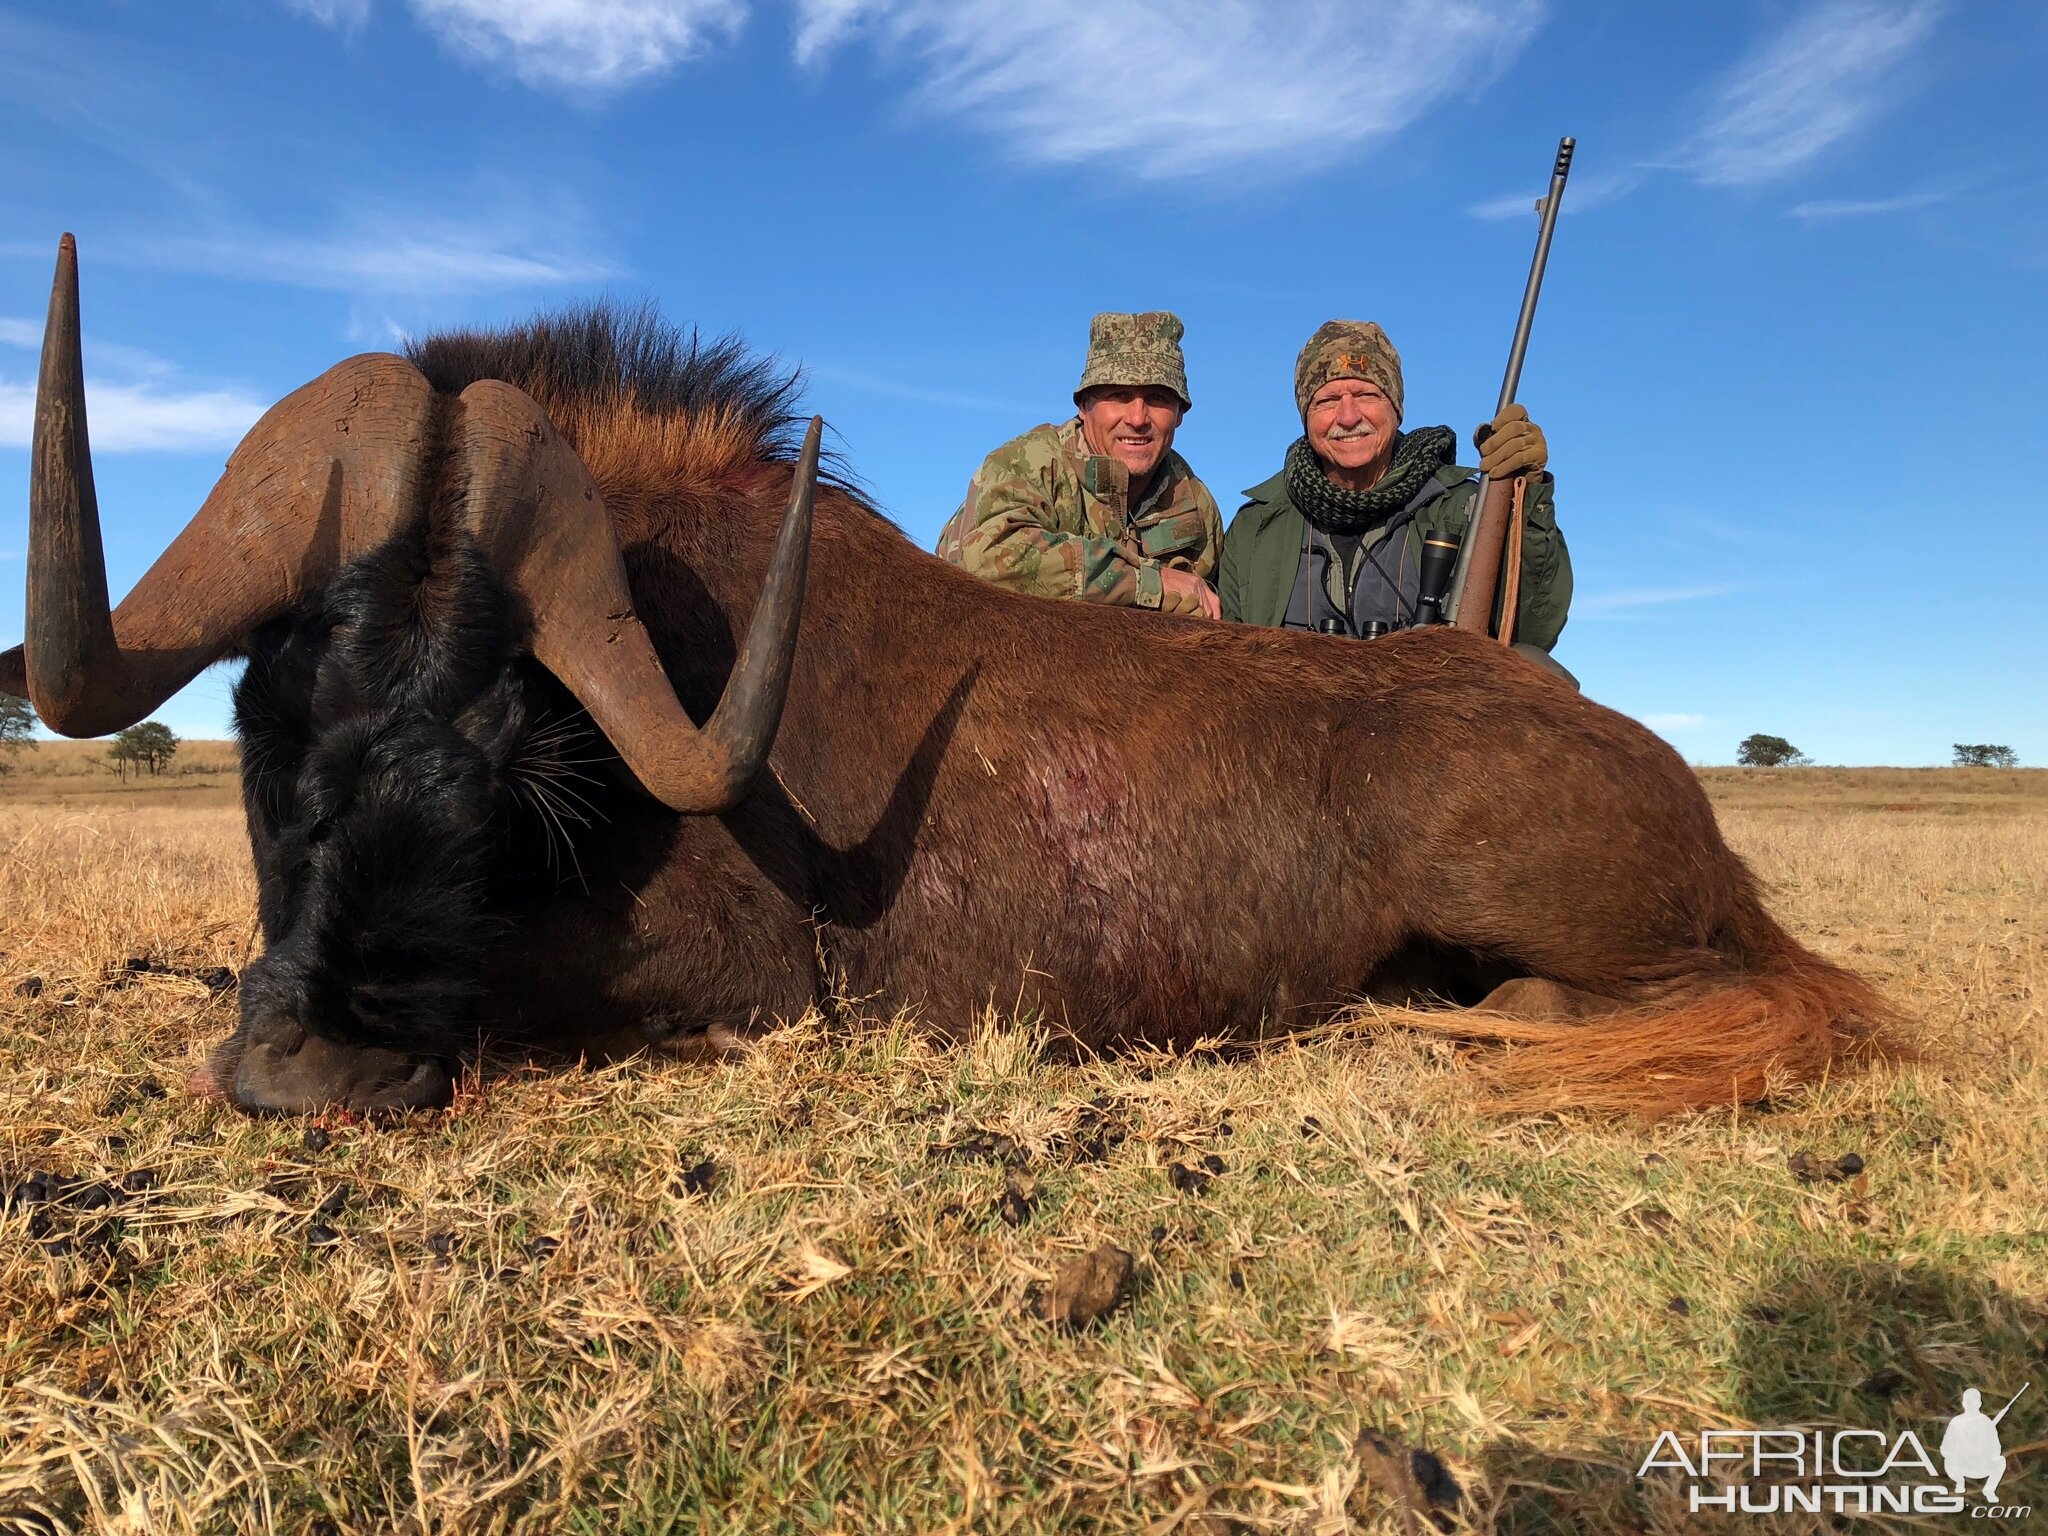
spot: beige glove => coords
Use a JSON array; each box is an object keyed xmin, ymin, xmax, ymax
[
  {"xmin": 1159, "ymin": 567, "xmax": 1221, "ymax": 620},
  {"xmin": 1473, "ymin": 402, "xmax": 1548, "ymax": 479}
]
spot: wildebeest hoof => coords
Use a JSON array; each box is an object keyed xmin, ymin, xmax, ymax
[{"xmin": 230, "ymin": 1031, "xmax": 454, "ymax": 1116}]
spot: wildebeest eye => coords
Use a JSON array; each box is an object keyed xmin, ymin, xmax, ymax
[{"xmin": 305, "ymin": 816, "xmax": 335, "ymax": 846}]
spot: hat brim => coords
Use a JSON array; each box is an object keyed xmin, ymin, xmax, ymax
[{"xmin": 1074, "ymin": 377, "xmax": 1192, "ymax": 412}]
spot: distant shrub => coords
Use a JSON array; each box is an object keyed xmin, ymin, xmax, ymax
[
  {"xmin": 1737, "ymin": 733, "xmax": 1809, "ymax": 768},
  {"xmin": 0, "ymin": 695, "xmax": 36, "ymax": 776},
  {"xmin": 1952, "ymin": 744, "xmax": 2018, "ymax": 768},
  {"xmin": 108, "ymin": 721, "xmax": 180, "ymax": 779}
]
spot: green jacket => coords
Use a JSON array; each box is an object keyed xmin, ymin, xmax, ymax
[
  {"xmin": 935, "ymin": 418, "xmax": 1223, "ymax": 609},
  {"xmin": 1217, "ymin": 462, "xmax": 1572, "ymax": 650}
]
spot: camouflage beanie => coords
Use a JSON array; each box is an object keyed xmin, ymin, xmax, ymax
[
  {"xmin": 1074, "ymin": 311, "xmax": 1192, "ymax": 411},
  {"xmin": 1294, "ymin": 320, "xmax": 1403, "ymax": 422}
]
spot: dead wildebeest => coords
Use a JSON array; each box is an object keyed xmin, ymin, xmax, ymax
[{"xmin": 2, "ymin": 238, "xmax": 1893, "ymax": 1117}]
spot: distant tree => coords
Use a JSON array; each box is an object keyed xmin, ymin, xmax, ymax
[
  {"xmin": 1737, "ymin": 733, "xmax": 1808, "ymax": 767},
  {"xmin": 1952, "ymin": 743, "xmax": 2019, "ymax": 768},
  {"xmin": 0, "ymin": 695, "xmax": 35, "ymax": 776},
  {"xmin": 108, "ymin": 720, "xmax": 180, "ymax": 778}
]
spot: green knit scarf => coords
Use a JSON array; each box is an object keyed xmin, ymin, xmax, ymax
[{"xmin": 1284, "ymin": 424, "xmax": 1458, "ymax": 535}]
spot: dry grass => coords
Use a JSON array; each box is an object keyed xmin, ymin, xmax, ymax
[
  {"xmin": 1, "ymin": 762, "xmax": 2042, "ymax": 1534},
  {"xmin": 0, "ymin": 740, "xmax": 241, "ymax": 812}
]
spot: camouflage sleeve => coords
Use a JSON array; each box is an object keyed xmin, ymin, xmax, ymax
[
  {"xmin": 1511, "ymin": 475, "xmax": 1571, "ymax": 651},
  {"xmin": 1185, "ymin": 490, "xmax": 1225, "ymax": 584},
  {"xmin": 947, "ymin": 445, "xmax": 1165, "ymax": 609},
  {"xmin": 1125, "ymin": 473, "xmax": 1222, "ymax": 588}
]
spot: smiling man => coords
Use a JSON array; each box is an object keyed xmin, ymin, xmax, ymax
[
  {"xmin": 936, "ymin": 312, "xmax": 1223, "ymax": 617},
  {"xmin": 1219, "ymin": 319, "xmax": 1571, "ymax": 654}
]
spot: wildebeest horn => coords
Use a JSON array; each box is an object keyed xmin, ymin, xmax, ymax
[
  {"xmin": 16, "ymin": 234, "xmax": 439, "ymax": 737},
  {"xmin": 455, "ymin": 380, "xmax": 817, "ymax": 814}
]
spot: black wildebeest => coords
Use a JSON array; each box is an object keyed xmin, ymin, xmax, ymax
[{"xmin": 2, "ymin": 238, "xmax": 1893, "ymax": 1116}]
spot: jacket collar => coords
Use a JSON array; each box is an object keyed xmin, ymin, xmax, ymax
[
  {"xmin": 1241, "ymin": 458, "xmax": 1480, "ymax": 532},
  {"xmin": 1240, "ymin": 469, "xmax": 1294, "ymax": 532}
]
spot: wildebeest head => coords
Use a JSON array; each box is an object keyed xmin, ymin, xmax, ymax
[{"xmin": 0, "ymin": 237, "xmax": 820, "ymax": 1114}]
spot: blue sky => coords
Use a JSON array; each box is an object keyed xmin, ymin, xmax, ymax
[{"xmin": 1, "ymin": 0, "xmax": 2042, "ymax": 765}]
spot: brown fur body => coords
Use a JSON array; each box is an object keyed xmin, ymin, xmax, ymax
[{"xmin": 414, "ymin": 326, "xmax": 1891, "ymax": 1115}]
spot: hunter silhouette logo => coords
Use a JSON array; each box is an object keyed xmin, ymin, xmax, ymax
[
  {"xmin": 1638, "ymin": 1380, "xmax": 2032, "ymax": 1518},
  {"xmin": 1941, "ymin": 1383, "xmax": 2026, "ymax": 1501}
]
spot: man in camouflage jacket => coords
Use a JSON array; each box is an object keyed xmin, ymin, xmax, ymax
[
  {"xmin": 936, "ymin": 312, "xmax": 1224, "ymax": 617},
  {"xmin": 1219, "ymin": 320, "xmax": 1573, "ymax": 671}
]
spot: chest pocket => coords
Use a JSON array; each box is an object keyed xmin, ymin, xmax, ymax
[{"xmin": 1132, "ymin": 506, "xmax": 1209, "ymax": 565}]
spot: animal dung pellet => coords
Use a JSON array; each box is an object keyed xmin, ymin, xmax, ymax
[
  {"xmin": 1787, "ymin": 1149, "xmax": 1866, "ymax": 1183},
  {"xmin": 1036, "ymin": 1242, "xmax": 1132, "ymax": 1328},
  {"xmin": 676, "ymin": 1157, "xmax": 718, "ymax": 1196},
  {"xmin": 1168, "ymin": 1162, "xmax": 1212, "ymax": 1195},
  {"xmin": 996, "ymin": 1169, "xmax": 1036, "ymax": 1228}
]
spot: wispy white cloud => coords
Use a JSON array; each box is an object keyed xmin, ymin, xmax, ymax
[
  {"xmin": 1788, "ymin": 187, "xmax": 1951, "ymax": 222},
  {"xmin": 0, "ymin": 318, "xmax": 179, "ymax": 380},
  {"xmin": 806, "ymin": 363, "xmax": 1035, "ymax": 416},
  {"xmin": 284, "ymin": 0, "xmax": 745, "ymax": 92},
  {"xmin": 282, "ymin": 0, "xmax": 372, "ymax": 27},
  {"xmin": 1675, "ymin": 0, "xmax": 1943, "ymax": 187},
  {"xmin": 178, "ymin": 229, "xmax": 612, "ymax": 294},
  {"xmin": 791, "ymin": 0, "xmax": 870, "ymax": 65},
  {"xmin": 1, "ymin": 314, "xmax": 267, "ymax": 453},
  {"xmin": 1641, "ymin": 712, "xmax": 1712, "ymax": 732},
  {"xmin": 1577, "ymin": 583, "xmax": 1740, "ymax": 615},
  {"xmin": 793, "ymin": 0, "xmax": 1548, "ymax": 179},
  {"xmin": 280, "ymin": 1, "xmax": 1550, "ymax": 174},
  {"xmin": 0, "ymin": 376, "xmax": 266, "ymax": 453},
  {"xmin": 122, "ymin": 211, "xmax": 617, "ymax": 297},
  {"xmin": 1466, "ymin": 170, "xmax": 1643, "ymax": 222},
  {"xmin": 1464, "ymin": 3, "xmax": 1947, "ymax": 220}
]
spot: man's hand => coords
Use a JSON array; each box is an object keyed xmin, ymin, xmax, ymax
[
  {"xmin": 1159, "ymin": 567, "xmax": 1221, "ymax": 620},
  {"xmin": 1473, "ymin": 402, "xmax": 1548, "ymax": 478}
]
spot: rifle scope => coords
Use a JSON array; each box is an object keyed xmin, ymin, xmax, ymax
[{"xmin": 1412, "ymin": 531, "xmax": 1462, "ymax": 627}]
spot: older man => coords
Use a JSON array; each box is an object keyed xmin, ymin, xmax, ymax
[
  {"xmin": 1218, "ymin": 320, "xmax": 1571, "ymax": 655},
  {"xmin": 937, "ymin": 311, "xmax": 1223, "ymax": 617}
]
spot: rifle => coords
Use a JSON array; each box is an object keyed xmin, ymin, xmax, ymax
[
  {"xmin": 1442, "ymin": 135, "xmax": 1575, "ymax": 636},
  {"xmin": 1991, "ymin": 1382, "xmax": 2030, "ymax": 1426}
]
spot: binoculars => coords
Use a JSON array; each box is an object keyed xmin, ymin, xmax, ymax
[{"xmin": 1316, "ymin": 529, "xmax": 1462, "ymax": 639}]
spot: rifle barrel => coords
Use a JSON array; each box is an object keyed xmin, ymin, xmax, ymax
[
  {"xmin": 1991, "ymin": 1381, "xmax": 2030, "ymax": 1425},
  {"xmin": 1444, "ymin": 135, "xmax": 1574, "ymax": 628},
  {"xmin": 1497, "ymin": 135, "xmax": 1574, "ymax": 413}
]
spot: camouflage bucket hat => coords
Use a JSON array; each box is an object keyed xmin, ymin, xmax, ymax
[
  {"xmin": 1075, "ymin": 311, "xmax": 1192, "ymax": 411},
  {"xmin": 1294, "ymin": 319, "xmax": 1403, "ymax": 422}
]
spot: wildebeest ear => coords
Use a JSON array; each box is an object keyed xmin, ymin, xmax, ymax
[{"xmin": 450, "ymin": 671, "xmax": 531, "ymax": 771}]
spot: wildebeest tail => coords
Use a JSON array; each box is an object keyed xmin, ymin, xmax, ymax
[{"xmin": 1424, "ymin": 905, "xmax": 1903, "ymax": 1118}]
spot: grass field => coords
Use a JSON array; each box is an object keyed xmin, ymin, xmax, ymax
[{"xmin": 2, "ymin": 746, "xmax": 2042, "ymax": 1534}]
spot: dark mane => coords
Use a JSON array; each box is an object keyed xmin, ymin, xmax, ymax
[{"xmin": 405, "ymin": 302, "xmax": 807, "ymax": 465}]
